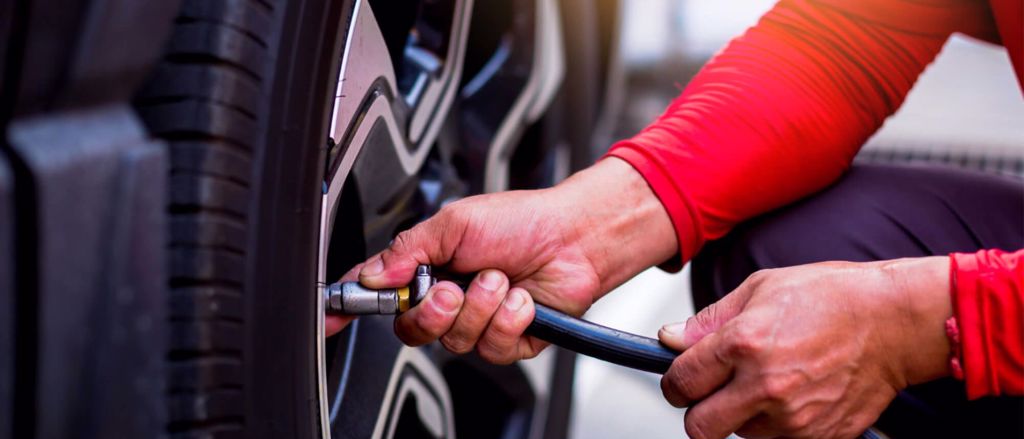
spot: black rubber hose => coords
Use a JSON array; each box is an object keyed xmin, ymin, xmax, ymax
[
  {"xmin": 441, "ymin": 276, "xmax": 680, "ymax": 374},
  {"xmin": 526, "ymin": 303, "xmax": 679, "ymax": 374},
  {"xmin": 446, "ymin": 275, "xmax": 875, "ymax": 437}
]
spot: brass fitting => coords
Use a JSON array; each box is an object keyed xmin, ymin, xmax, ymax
[{"xmin": 397, "ymin": 286, "xmax": 411, "ymax": 313}]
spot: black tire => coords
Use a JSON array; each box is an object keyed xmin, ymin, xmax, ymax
[
  {"xmin": 136, "ymin": 0, "xmax": 614, "ymax": 437},
  {"xmin": 136, "ymin": 0, "xmax": 348, "ymax": 437},
  {"xmin": 0, "ymin": 152, "xmax": 12, "ymax": 438},
  {"xmin": 3, "ymin": 1, "xmax": 177, "ymax": 438}
]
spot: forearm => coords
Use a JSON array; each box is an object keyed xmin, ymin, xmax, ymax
[
  {"xmin": 551, "ymin": 157, "xmax": 677, "ymax": 296},
  {"xmin": 607, "ymin": 0, "xmax": 956, "ymax": 263}
]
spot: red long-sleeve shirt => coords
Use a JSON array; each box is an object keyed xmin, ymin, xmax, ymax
[{"xmin": 607, "ymin": 0, "xmax": 1023, "ymax": 399}]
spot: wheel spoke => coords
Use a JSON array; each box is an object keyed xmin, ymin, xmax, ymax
[
  {"xmin": 317, "ymin": 0, "xmax": 474, "ymax": 437},
  {"xmin": 316, "ymin": 1, "xmax": 570, "ymax": 437}
]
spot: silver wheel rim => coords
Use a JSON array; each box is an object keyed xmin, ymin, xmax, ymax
[{"xmin": 315, "ymin": 0, "xmax": 567, "ymax": 437}]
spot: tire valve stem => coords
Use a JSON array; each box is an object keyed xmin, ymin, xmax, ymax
[{"xmin": 325, "ymin": 264, "xmax": 437, "ymax": 315}]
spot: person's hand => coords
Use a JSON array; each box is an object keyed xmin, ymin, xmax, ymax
[
  {"xmin": 364, "ymin": 187, "xmax": 599, "ymax": 364},
  {"xmin": 658, "ymin": 257, "xmax": 953, "ymax": 439},
  {"xmin": 326, "ymin": 158, "xmax": 678, "ymax": 364}
]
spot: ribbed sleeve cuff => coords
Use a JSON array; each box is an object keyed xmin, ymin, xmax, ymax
[{"xmin": 604, "ymin": 141, "xmax": 702, "ymax": 270}]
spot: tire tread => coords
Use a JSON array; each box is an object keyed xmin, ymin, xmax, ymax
[{"xmin": 134, "ymin": 0, "xmax": 275, "ymax": 435}]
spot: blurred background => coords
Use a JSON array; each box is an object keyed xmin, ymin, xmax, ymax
[{"xmin": 569, "ymin": 1, "xmax": 1024, "ymax": 438}]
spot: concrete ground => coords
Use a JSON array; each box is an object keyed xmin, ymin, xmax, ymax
[{"xmin": 568, "ymin": 1, "xmax": 1023, "ymax": 438}]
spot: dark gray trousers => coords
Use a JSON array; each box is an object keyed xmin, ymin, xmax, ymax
[{"xmin": 690, "ymin": 164, "xmax": 1024, "ymax": 438}]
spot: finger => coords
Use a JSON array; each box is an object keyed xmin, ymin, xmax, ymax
[
  {"xmin": 660, "ymin": 331, "xmax": 733, "ymax": 408},
  {"xmin": 683, "ymin": 384, "xmax": 760, "ymax": 439},
  {"xmin": 661, "ymin": 278, "xmax": 757, "ymax": 350},
  {"xmin": 360, "ymin": 214, "xmax": 463, "ymax": 288},
  {"xmin": 325, "ymin": 263, "xmax": 366, "ymax": 337},
  {"xmin": 477, "ymin": 287, "xmax": 538, "ymax": 364},
  {"xmin": 440, "ymin": 270, "xmax": 509, "ymax": 354},
  {"xmin": 393, "ymin": 281, "xmax": 463, "ymax": 346}
]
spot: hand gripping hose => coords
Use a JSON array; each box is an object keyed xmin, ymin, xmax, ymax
[
  {"xmin": 325, "ymin": 265, "xmax": 680, "ymax": 373},
  {"xmin": 326, "ymin": 265, "xmax": 887, "ymax": 438}
]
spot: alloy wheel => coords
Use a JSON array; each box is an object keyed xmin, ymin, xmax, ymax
[{"xmin": 315, "ymin": 0, "xmax": 569, "ymax": 437}]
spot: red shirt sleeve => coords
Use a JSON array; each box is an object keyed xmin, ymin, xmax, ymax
[
  {"xmin": 604, "ymin": 0, "xmax": 1022, "ymax": 398},
  {"xmin": 605, "ymin": 0, "xmax": 996, "ymax": 262},
  {"xmin": 951, "ymin": 249, "xmax": 1024, "ymax": 399}
]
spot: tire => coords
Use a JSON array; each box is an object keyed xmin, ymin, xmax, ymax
[
  {"xmin": 2, "ymin": 1, "xmax": 177, "ymax": 438},
  {"xmin": 136, "ymin": 0, "xmax": 609, "ymax": 437},
  {"xmin": 137, "ymin": 1, "xmax": 346, "ymax": 437},
  {"xmin": 0, "ymin": 152, "xmax": 12, "ymax": 438}
]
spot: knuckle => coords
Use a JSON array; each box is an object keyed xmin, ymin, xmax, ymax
[
  {"xmin": 747, "ymin": 269, "xmax": 772, "ymax": 285},
  {"xmin": 390, "ymin": 230, "xmax": 415, "ymax": 253},
  {"xmin": 759, "ymin": 375, "xmax": 799, "ymax": 403},
  {"xmin": 559, "ymin": 288, "xmax": 594, "ymax": 316},
  {"xmin": 490, "ymin": 324, "xmax": 519, "ymax": 341},
  {"xmin": 665, "ymin": 363, "xmax": 699, "ymax": 402},
  {"xmin": 435, "ymin": 203, "xmax": 467, "ymax": 228},
  {"xmin": 440, "ymin": 334, "xmax": 473, "ymax": 354},
  {"xmin": 684, "ymin": 412, "xmax": 713, "ymax": 439},
  {"xmin": 659, "ymin": 375, "xmax": 686, "ymax": 408},
  {"xmin": 711, "ymin": 341, "xmax": 732, "ymax": 367},
  {"xmin": 674, "ymin": 378, "xmax": 700, "ymax": 402},
  {"xmin": 490, "ymin": 314, "xmax": 524, "ymax": 340},
  {"xmin": 691, "ymin": 304, "xmax": 718, "ymax": 329},
  {"xmin": 453, "ymin": 305, "xmax": 487, "ymax": 330},
  {"xmin": 723, "ymin": 326, "xmax": 762, "ymax": 359},
  {"xmin": 436, "ymin": 202, "xmax": 459, "ymax": 219},
  {"xmin": 745, "ymin": 268, "xmax": 786, "ymax": 292}
]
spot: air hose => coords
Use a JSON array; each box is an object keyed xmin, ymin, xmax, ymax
[{"xmin": 325, "ymin": 264, "xmax": 679, "ymax": 373}]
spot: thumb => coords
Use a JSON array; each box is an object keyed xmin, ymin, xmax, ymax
[
  {"xmin": 359, "ymin": 213, "xmax": 463, "ymax": 288},
  {"xmin": 659, "ymin": 282, "xmax": 754, "ymax": 351}
]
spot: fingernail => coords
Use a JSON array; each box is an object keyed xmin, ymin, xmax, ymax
[
  {"xmin": 479, "ymin": 270, "xmax": 503, "ymax": 291},
  {"xmin": 505, "ymin": 290, "xmax": 526, "ymax": 312},
  {"xmin": 434, "ymin": 288, "xmax": 460, "ymax": 313},
  {"xmin": 361, "ymin": 256, "xmax": 384, "ymax": 277},
  {"xmin": 660, "ymin": 322, "xmax": 685, "ymax": 336}
]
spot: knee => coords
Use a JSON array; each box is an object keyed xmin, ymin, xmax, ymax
[{"xmin": 690, "ymin": 171, "xmax": 880, "ymax": 305}]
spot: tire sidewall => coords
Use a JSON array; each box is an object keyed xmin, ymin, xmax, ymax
[{"xmin": 243, "ymin": 1, "xmax": 351, "ymax": 437}]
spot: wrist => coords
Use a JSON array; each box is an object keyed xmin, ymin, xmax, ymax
[
  {"xmin": 878, "ymin": 256, "xmax": 954, "ymax": 386},
  {"xmin": 552, "ymin": 157, "xmax": 677, "ymax": 296}
]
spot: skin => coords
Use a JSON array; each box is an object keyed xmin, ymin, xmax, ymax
[
  {"xmin": 657, "ymin": 257, "xmax": 952, "ymax": 439},
  {"xmin": 325, "ymin": 158, "xmax": 954, "ymax": 439},
  {"xmin": 327, "ymin": 158, "xmax": 678, "ymax": 361}
]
